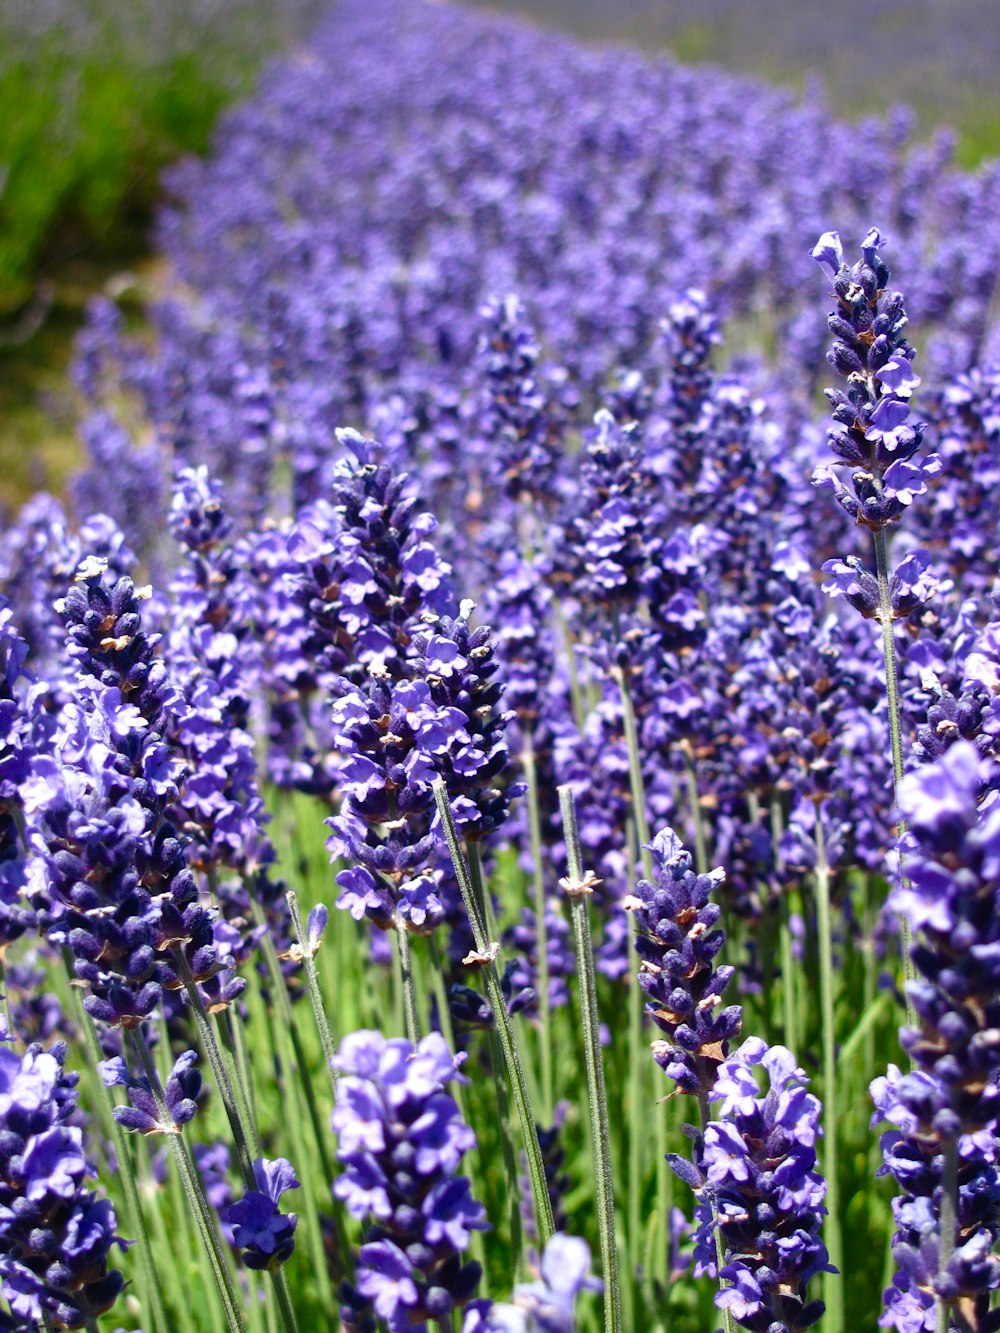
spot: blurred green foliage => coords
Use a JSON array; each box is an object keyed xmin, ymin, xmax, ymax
[{"xmin": 0, "ymin": 0, "xmax": 321, "ymax": 316}]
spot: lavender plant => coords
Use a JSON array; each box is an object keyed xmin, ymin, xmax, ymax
[{"xmin": 5, "ymin": 1, "xmax": 1000, "ymax": 1329}]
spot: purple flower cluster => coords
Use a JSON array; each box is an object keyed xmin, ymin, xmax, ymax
[
  {"xmin": 165, "ymin": 467, "xmax": 289, "ymax": 963},
  {"xmin": 0, "ymin": 602, "xmax": 41, "ymax": 950},
  {"xmin": 287, "ymin": 430, "xmax": 456, "ymax": 692},
  {"xmin": 24, "ymin": 562, "xmax": 226, "ymax": 1027},
  {"xmin": 0, "ymin": 1037, "xmax": 125, "ymax": 1329},
  {"xmin": 0, "ymin": 497, "xmax": 135, "ymax": 681},
  {"xmin": 464, "ymin": 1233, "xmax": 600, "ymax": 1333},
  {"xmin": 674, "ymin": 1039, "xmax": 830, "ymax": 1331},
  {"xmin": 812, "ymin": 228, "xmax": 938, "ymax": 531},
  {"xmin": 871, "ymin": 742, "xmax": 1000, "ymax": 1329},
  {"xmin": 627, "ymin": 827, "xmax": 741, "ymax": 1095},
  {"xmin": 223, "ymin": 1157, "xmax": 300, "ymax": 1273},
  {"xmin": 332, "ymin": 1030, "xmax": 487, "ymax": 1332},
  {"xmin": 411, "ymin": 616, "xmax": 521, "ymax": 842},
  {"xmin": 100, "ymin": 1048, "xmax": 201, "ymax": 1135},
  {"xmin": 475, "ymin": 295, "xmax": 564, "ymax": 507},
  {"xmin": 328, "ymin": 673, "xmax": 450, "ymax": 931}
]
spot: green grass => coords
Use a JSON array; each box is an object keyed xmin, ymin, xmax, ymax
[
  {"xmin": 0, "ymin": 3, "xmax": 318, "ymax": 318},
  {"xmin": 0, "ymin": 1, "xmax": 321, "ymax": 514}
]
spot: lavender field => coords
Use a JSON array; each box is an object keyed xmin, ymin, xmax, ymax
[{"xmin": 2, "ymin": 0, "xmax": 1000, "ymax": 1330}]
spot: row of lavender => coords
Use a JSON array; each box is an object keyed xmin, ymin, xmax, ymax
[{"xmin": 3, "ymin": 0, "xmax": 1000, "ymax": 1328}]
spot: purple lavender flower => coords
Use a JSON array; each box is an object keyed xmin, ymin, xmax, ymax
[
  {"xmin": 0, "ymin": 496, "xmax": 135, "ymax": 679},
  {"xmin": 871, "ymin": 1067, "xmax": 1000, "ymax": 1332},
  {"xmin": 868, "ymin": 741, "xmax": 1000, "ymax": 1329},
  {"xmin": 25, "ymin": 563, "xmax": 225, "ymax": 1026},
  {"xmin": 481, "ymin": 550, "xmax": 555, "ymax": 735},
  {"xmin": 891, "ymin": 744, "xmax": 1000, "ymax": 1138},
  {"xmin": 287, "ymin": 430, "xmax": 456, "ymax": 689},
  {"xmin": 626, "ymin": 827, "xmax": 741, "ymax": 1096},
  {"xmin": 475, "ymin": 295, "xmax": 564, "ymax": 507},
  {"xmin": 166, "ymin": 467, "xmax": 290, "ymax": 963},
  {"xmin": 0, "ymin": 602, "xmax": 41, "ymax": 950},
  {"xmin": 559, "ymin": 410, "xmax": 651, "ymax": 626},
  {"xmin": 0, "ymin": 1038, "xmax": 126, "ymax": 1328},
  {"xmin": 469, "ymin": 1233, "xmax": 600, "ymax": 1332},
  {"xmin": 812, "ymin": 228, "xmax": 939, "ymax": 531},
  {"xmin": 223, "ymin": 1157, "xmax": 300, "ymax": 1272},
  {"xmin": 675, "ymin": 1038, "xmax": 830, "ymax": 1331},
  {"xmin": 411, "ymin": 611, "xmax": 522, "ymax": 842},
  {"xmin": 332, "ymin": 1030, "xmax": 487, "ymax": 1331},
  {"xmin": 326, "ymin": 673, "xmax": 445, "ymax": 931},
  {"xmin": 660, "ymin": 289, "xmax": 722, "ymax": 455},
  {"xmin": 99, "ymin": 1049, "xmax": 201, "ymax": 1135}
]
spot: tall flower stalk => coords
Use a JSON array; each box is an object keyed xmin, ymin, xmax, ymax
[
  {"xmin": 558, "ymin": 785, "xmax": 621, "ymax": 1333},
  {"xmin": 629, "ymin": 825, "xmax": 831, "ymax": 1329},
  {"xmin": 433, "ymin": 780, "xmax": 555, "ymax": 1250},
  {"xmin": 873, "ymin": 743, "xmax": 1000, "ymax": 1332},
  {"xmin": 812, "ymin": 226, "xmax": 940, "ymax": 994}
]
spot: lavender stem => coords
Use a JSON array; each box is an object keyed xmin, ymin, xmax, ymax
[
  {"xmin": 127, "ymin": 1029, "xmax": 246, "ymax": 1333},
  {"xmin": 394, "ymin": 920, "xmax": 421, "ymax": 1043},
  {"xmin": 286, "ymin": 888, "xmax": 338, "ymax": 1072},
  {"xmin": 814, "ymin": 817, "xmax": 844, "ymax": 1333},
  {"xmin": 432, "ymin": 779, "xmax": 555, "ymax": 1248},
  {"xmin": 523, "ymin": 736, "xmax": 554, "ymax": 1120},
  {"xmin": 559, "ymin": 785, "xmax": 622, "ymax": 1333},
  {"xmin": 873, "ymin": 523, "xmax": 916, "ymax": 1021}
]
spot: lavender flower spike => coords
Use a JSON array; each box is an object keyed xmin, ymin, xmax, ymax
[
  {"xmin": 625, "ymin": 826, "xmax": 741, "ymax": 1096},
  {"xmin": 0, "ymin": 1037, "xmax": 126, "ymax": 1329},
  {"xmin": 684, "ymin": 1038, "xmax": 831, "ymax": 1331},
  {"xmin": 872, "ymin": 742, "xmax": 1000, "ymax": 1330},
  {"xmin": 332, "ymin": 1029, "xmax": 487, "ymax": 1332},
  {"xmin": 812, "ymin": 228, "xmax": 940, "ymax": 531},
  {"xmin": 465, "ymin": 1233, "xmax": 601, "ymax": 1332},
  {"xmin": 100, "ymin": 1049, "xmax": 201, "ymax": 1135},
  {"xmin": 223, "ymin": 1157, "xmax": 300, "ymax": 1272}
]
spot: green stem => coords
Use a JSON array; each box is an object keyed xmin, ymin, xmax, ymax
[
  {"xmin": 770, "ymin": 798, "xmax": 799, "ymax": 1054},
  {"xmin": 553, "ymin": 600, "xmax": 587, "ymax": 730},
  {"xmin": 251, "ymin": 899, "xmax": 345, "ymax": 1287},
  {"xmin": 873, "ymin": 525, "xmax": 916, "ymax": 1020},
  {"xmin": 523, "ymin": 735, "xmax": 554, "ymax": 1121},
  {"xmin": 395, "ymin": 921, "xmax": 421, "ymax": 1043},
  {"xmin": 433, "ymin": 780, "xmax": 555, "ymax": 1248},
  {"xmin": 426, "ymin": 936, "xmax": 489, "ymax": 1292},
  {"xmin": 489, "ymin": 1026, "xmax": 525, "ymax": 1278},
  {"xmin": 272, "ymin": 1269, "xmax": 300, "ymax": 1333},
  {"xmin": 252, "ymin": 900, "xmax": 337, "ymax": 1166},
  {"xmin": 560, "ymin": 786, "xmax": 622, "ymax": 1333},
  {"xmin": 0, "ymin": 957, "xmax": 12, "ymax": 1034},
  {"xmin": 127, "ymin": 1029, "xmax": 246, "ymax": 1333},
  {"xmin": 226, "ymin": 1004, "xmax": 261, "ymax": 1146},
  {"xmin": 617, "ymin": 668, "xmax": 672, "ymax": 1294},
  {"xmin": 622, "ymin": 819, "xmax": 646, "ymax": 1321},
  {"xmin": 174, "ymin": 950, "xmax": 256, "ymax": 1190},
  {"xmin": 696, "ymin": 1090, "xmax": 736, "ymax": 1333},
  {"xmin": 615, "ymin": 669, "xmax": 653, "ymax": 878},
  {"xmin": 175, "ymin": 955, "xmax": 301, "ymax": 1333},
  {"xmin": 814, "ymin": 817, "xmax": 844, "ymax": 1333},
  {"xmin": 937, "ymin": 1139, "xmax": 958, "ymax": 1333},
  {"xmin": 67, "ymin": 982, "xmax": 168, "ymax": 1333},
  {"xmin": 286, "ymin": 888, "xmax": 339, "ymax": 1073},
  {"xmin": 862, "ymin": 873, "xmax": 878, "ymax": 1085},
  {"xmin": 468, "ymin": 843, "xmax": 501, "ymax": 945},
  {"xmin": 682, "ymin": 748, "xmax": 708, "ymax": 876}
]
